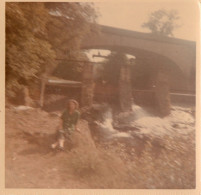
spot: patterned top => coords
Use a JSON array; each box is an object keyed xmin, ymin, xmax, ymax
[{"xmin": 61, "ymin": 109, "xmax": 80, "ymax": 132}]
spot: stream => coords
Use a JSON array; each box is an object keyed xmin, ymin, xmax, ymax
[{"xmin": 89, "ymin": 103, "xmax": 195, "ymax": 142}]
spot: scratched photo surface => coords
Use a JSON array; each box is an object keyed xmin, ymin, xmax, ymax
[{"xmin": 5, "ymin": 1, "xmax": 197, "ymax": 189}]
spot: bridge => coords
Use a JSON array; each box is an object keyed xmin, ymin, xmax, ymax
[
  {"xmin": 41, "ymin": 25, "xmax": 196, "ymax": 112},
  {"xmin": 81, "ymin": 25, "xmax": 196, "ymax": 91}
]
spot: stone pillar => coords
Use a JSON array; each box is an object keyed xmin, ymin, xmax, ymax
[
  {"xmin": 81, "ymin": 62, "xmax": 94, "ymax": 107},
  {"xmin": 154, "ymin": 69, "xmax": 171, "ymax": 117},
  {"xmin": 119, "ymin": 63, "xmax": 133, "ymax": 112}
]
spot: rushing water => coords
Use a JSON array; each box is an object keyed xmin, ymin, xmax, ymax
[
  {"xmin": 98, "ymin": 110, "xmax": 131, "ymax": 138},
  {"xmin": 97, "ymin": 104, "xmax": 195, "ymax": 140}
]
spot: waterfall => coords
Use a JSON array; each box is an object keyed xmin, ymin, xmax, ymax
[
  {"xmin": 132, "ymin": 105, "xmax": 195, "ymax": 137},
  {"xmin": 131, "ymin": 104, "xmax": 149, "ymax": 120},
  {"xmin": 99, "ymin": 107, "xmax": 131, "ymax": 138},
  {"xmin": 97, "ymin": 103, "xmax": 195, "ymax": 139}
]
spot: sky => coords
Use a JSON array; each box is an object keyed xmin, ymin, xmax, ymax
[{"xmin": 93, "ymin": 0, "xmax": 199, "ymax": 41}]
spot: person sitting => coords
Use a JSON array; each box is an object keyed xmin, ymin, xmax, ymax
[{"xmin": 51, "ymin": 99, "xmax": 80, "ymax": 150}]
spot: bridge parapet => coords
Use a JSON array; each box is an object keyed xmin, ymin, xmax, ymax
[{"xmin": 82, "ymin": 25, "xmax": 196, "ymax": 85}]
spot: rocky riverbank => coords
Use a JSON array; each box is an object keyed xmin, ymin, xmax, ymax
[{"xmin": 5, "ymin": 104, "xmax": 195, "ymax": 188}]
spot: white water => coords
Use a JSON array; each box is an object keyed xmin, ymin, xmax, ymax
[
  {"xmin": 99, "ymin": 108, "xmax": 131, "ymax": 138},
  {"xmin": 98, "ymin": 104, "xmax": 195, "ymax": 139},
  {"xmin": 133, "ymin": 106, "xmax": 194, "ymax": 138},
  {"xmin": 131, "ymin": 104, "xmax": 149, "ymax": 120}
]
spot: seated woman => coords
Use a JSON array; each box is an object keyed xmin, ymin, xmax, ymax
[{"xmin": 51, "ymin": 99, "xmax": 80, "ymax": 150}]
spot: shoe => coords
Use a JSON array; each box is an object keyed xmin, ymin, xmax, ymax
[{"xmin": 51, "ymin": 143, "xmax": 57, "ymax": 149}]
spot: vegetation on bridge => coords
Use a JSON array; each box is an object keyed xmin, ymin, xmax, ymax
[{"xmin": 142, "ymin": 9, "xmax": 180, "ymax": 37}]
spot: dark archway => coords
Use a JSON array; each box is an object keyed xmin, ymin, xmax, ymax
[
  {"xmin": 81, "ymin": 25, "xmax": 196, "ymax": 92},
  {"xmin": 82, "ymin": 47, "xmax": 188, "ymax": 93}
]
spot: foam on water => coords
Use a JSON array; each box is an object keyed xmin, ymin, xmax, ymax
[
  {"xmin": 100, "ymin": 117, "xmax": 116, "ymax": 133},
  {"xmin": 99, "ymin": 104, "xmax": 195, "ymax": 139},
  {"xmin": 132, "ymin": 104, "xmax": 149, "ymax": 120},
  {"xmin": 99, "ymin": 107, "xmax": 131, "ymax": 138},
  {"xmin": 133, "ymin": 106, "xmax": 195, "ymax": 137}
]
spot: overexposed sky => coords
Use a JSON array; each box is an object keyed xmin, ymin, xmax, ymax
[{"xmin": 93, "ymin": 0, "xmax": 199, "ymax": 41}]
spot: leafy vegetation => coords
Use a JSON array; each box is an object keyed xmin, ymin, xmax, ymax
[
  {"xmin": 6, "ymin": 2, "xmax": 97, "ymax": 99},
  {"xmin": 142, "ymin": 9, "xmax": 180, "ymax": 37}
]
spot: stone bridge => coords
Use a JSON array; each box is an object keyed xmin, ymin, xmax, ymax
[{"xmin": 81, "ymin": 25, "xmax": 196, "ymax": 91}]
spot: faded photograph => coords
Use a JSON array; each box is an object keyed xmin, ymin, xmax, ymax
[{"xmin": 5, "ymin": 1, "xmax": 197, "ymax": 189}]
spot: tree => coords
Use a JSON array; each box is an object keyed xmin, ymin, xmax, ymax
[
  {"xmin": 6, "ymin": 2, "xmax": 98, "ymax": 100},
  {"xmin": 45, "ymin": 2, "xmax": 98, "ymax": 81},
  {"xmin": 6, "ymin": 3, "xmax": 56, "ymax": 98},
  {"xmin": 45, "ymin": 2, "xmax": 98, "ymax": 58},
  {"xmin": 142, "ymin": 9, "xmax": 180, "ymax": 37}
]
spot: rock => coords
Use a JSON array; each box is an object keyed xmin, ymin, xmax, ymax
[
  {"xmin": 114, "ymin": 111, "xmax": 135, "ymax": 126},
  {"xmin": 16, "ymin": 86, "xmax": 34, "ymax": 107},
  {"xmin": 13, "ymin": 105, "xmax": 34, "ymax": 111}
]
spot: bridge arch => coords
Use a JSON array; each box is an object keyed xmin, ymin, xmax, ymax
[
  {"xmin": 81, "ymin": 25, "xmax": 196, "ymax": 91},
  {"xmin": 82, "ymin": 45, "xmax": 188, "ymax": 92}
]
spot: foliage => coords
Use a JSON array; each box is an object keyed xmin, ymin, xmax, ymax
[
  {"xmin": 6, "ymin": 3, "xmax": 56, "ymax": 98},
  {"xmin": 142, "ymin": 9, "xmax": 180, "ymax": 37},
  {"xmin": 45, "ymin": 2, "xmax": 98, "ymax": 81},
  {"xmin": 45, "ymin": 2, "xmax": 98, "ymax": 57},
  {"xmin": 6, "ymin": 2, "xmax": 98, "ymax": 99}
]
